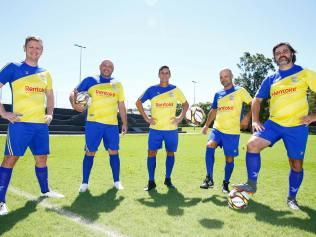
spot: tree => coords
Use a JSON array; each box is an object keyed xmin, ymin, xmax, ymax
[
  {"xmin": 235, "ymin": 52, "xmax": 275, "ymax": 122},
  {"xmin": 235, "ymin": 52, "xmax": 275, "ymax": 97}
]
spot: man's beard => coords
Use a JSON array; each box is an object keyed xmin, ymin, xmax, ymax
[{"xmin": 277, "ymin": 55, "xmax": 292, "ymax": 66}]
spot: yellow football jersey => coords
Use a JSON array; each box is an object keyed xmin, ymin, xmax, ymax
[
  {"xmin": 256, "ymin": 65, "xmax": 316, "ymax": 127},
  {"xmin": 0, "ymin": 62, "xmax": 52, "ymax": 123},
  {"xmin": 213, "ymin": 86, "xmax": 252, "ymax": 134},
  {"xmin": 77, "ymin": 76, "xmax": 125, "ymax": 125},
  {"xmin": 140, "ymin": 84, "xmax": 187, "ymax": 130}
]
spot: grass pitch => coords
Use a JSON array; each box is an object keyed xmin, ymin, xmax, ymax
[{"xmin": 0, "ymin": 129, "xmax": 315, "ymax": 237}]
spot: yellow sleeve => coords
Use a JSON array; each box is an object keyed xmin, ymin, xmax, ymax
[
  {"xmin": 118, "ymin": 83, "xmax": 125, "ymax": 102},
  {"xmin": 241, "ymin": 87, "xmax": 252, "ymax": 104},
  {"xmin": 46, "ymin": 72, "xmax": 53, "ymax": 90},
  {"xmin": 306, "ymin": 69, "xmax": 316, "ymax": 92},
  {"xmin": 176, "ymin": 88, "xmax": 187, "ymax": 104}
]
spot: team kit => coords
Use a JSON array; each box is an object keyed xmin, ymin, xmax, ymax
[{"xmin": 0, "ymin": 36, "xmax": 316, "ymax": 215}]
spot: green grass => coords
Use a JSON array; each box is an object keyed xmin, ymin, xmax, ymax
[{"xmin": 0, "ymin": 133, "xmax": 316, "ymax": 237}]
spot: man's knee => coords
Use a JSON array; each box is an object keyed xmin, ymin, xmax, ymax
[
  {"xmin": 85, "ymin": 151, "xmax": 96, "ymax": 156},
  {"xmin": 108, "ymin": 149, "xmax": 118, "ymax": 155},
  {"xmin": 226, "ymin": 156, "xmax": 234, "ymax": 163},
  {"xmin": 247, "ymin": 136, "xmax": 269, "ymax": 153},
  {"xmin": 1, "ymin": 156, "xmax": 19, "ymax": 168},
  {"xmin": 166, "ymin": 151, "xmax": 174, "ymax": 156},
  {"xmin": 289, "ymin": 158, "xmax": 303, "ymax": 172},
  {"xmin": 35, "ymin": 155, "xmax": 48, "ymax": 167},
  {"xmin": 206, "ymin": 140, "xmax": 217, "ymax": 149},
  {"xmin": 148, "ymin": 150, "xmax": 157, "ymax": 157}
]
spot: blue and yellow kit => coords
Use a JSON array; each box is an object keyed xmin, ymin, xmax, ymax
[
  {"xmin": 212, "ymin": 86, "xmax": 252, "ymax": 134},
  {"xmin": 0, "ymin": 62, "xmax": 52, "ymax": 156},
  {"xmin": 0, "ymin": 62, "xmax": 52, "ymax": 123},
  {"xmin": 140, "ymin": 84, "xmax": 187, "ymax": 131},
  {"xmin": 77, "ymin": 76, "xmax": 125, "ymax": 125},
  {"xmin": 256, "ymin": 64, "xmax": 316, "ymax": 127}
]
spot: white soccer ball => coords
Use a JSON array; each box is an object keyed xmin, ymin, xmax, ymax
[
  {"xmin": 185, "ymin": 106, "xmax": 205, "ymax": 125},
  {"xmin": 227, "ymin": 189, "xmax": 250, "ymax": 209},
  {"xmin": 75, "ymin": 91, "xmax": 91, "ymax": 106}
]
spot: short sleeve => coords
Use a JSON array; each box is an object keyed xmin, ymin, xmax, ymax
[
  {"xmin": 211, "ymin": 93, "xmax": 218, "ymax": 109},
  {"xmin": 175, "ymin": 88, "xmax": 187, "ymax": 103},
  {"xmin": 46, "ymin": 72, "xmax": 53, "ymax": 90},
  {"xmin": 255, "ymin": 77, "xmax": 271, "ymax": 99},
  {"xmin": 76, "ymin": 77, "xmax": 94, "ymax": 92},
  {"xmin": 306, "ymin": 69, "xmax": 316, "ymax": 92},
  {"xmin": 0, "ymin": 63, "xmax": 15, "ymax": 85},
  {"xmin": 139, "ymin": 88, "xmax": 150, "ymax": 103},
  {"xmin": 241, "ymin": 88, "xmax": 252, "ymax": 104},
  {"xmin": 118, "ymin": 83, "xmax": 125, "ymax": 102}
]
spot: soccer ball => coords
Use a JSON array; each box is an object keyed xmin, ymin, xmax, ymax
[
  {"xmin": 75, "ymin": 91, "xmax": 91, "ymax": 106},
  {"xmin": 185, "ymin": 106, "xmax": 205, "ymax": 125},
  {"xmin": 227, "ymin": 189, "xmax": 250, "ymax": 209}
]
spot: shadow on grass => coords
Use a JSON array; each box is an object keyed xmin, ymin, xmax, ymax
[
  {"xmin": 199, "ymin": 218, "xmax": 224, "ymax": 229},
  {"xmin": 202, "ymin": 194, "xmax": 227, "ymax": 207},
  {"xmin": 0, "ymin": 197, "xmax": 44, "ymax": 235},
  {"xmin": 137, "ymin": 188, "xmax": 201, "ymax": 216},
  {"xmin": 209, "ymin": 194, "xmax": 316, "ymax": 234},
  {"xmin": 62, "ymin": 187, "xmax": 124, "ymax": 221}
]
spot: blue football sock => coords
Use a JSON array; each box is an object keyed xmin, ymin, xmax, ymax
[
  {"xmin": 205, "ymin": 147, "xmax": 215, "ymax": 179},
  {"xmin": 165, "ymin": 155, "xmax": 175, "ymax": 179},
  {"xmin": 147, "ymin": 157, "xmax": 156, "ymax": 181},
  {"xmin": 82, "ymin": 155, "xmax": 94, "ymax": 184},
  {"xmin": 224, "ymin": 161, "xmax": 234, "ymax": 182},
  {"xmin": 109, "ymin": 154, "xmax": 120, "ymax": 182},
  {"xmin": 288, "ymin": 169, "xmax": 304, "ymax": 199},
  {"xmin": 35, "ymin": 166, "xmax": 49, "ymax": 193},
  {"xmin": 246, "ymin": 152, "xmax": 261, "ymax": 183},
  {"xmin": 0, "ymin": 167, "xmax": 13, "ymax": 202}
]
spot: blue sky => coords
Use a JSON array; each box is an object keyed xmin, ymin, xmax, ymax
[{"xmin": 1, "ymin": 0, "xmax": 316, "ymax": 108}]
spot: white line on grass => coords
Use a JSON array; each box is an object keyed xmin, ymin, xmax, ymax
[{"xmin": 9, "ymin": 187, "xmax": 129, "ymax": 237}]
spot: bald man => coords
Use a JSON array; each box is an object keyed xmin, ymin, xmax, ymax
[
  {"xmin": 200, "ymin": 69, "xmax": 252, "ymax": 193},
  {"xmin": 70, "ymin": 60, "xmax": 127, "ymax": 192}
]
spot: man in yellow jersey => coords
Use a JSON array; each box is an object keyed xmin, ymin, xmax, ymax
[
  {"xmin": 234, "ymin": 42, "xmax": 316, "ymax": 210},
  {"xmin": 70, "ymin": 60, "xmax": 127, "ymax": 192},
  {"xmin": 136, "ymin": 65, "xmax": 189, "ymax": 191},
  {"xmin": 0, "ymin": 36, "xmax": 64, "ymax": 216},
  {"xmin": 200, "ymin": 69, "xmax": 252, "ymax": 193}
]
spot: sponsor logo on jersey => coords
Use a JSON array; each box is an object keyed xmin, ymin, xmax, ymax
[
  {"xmin": 155, "ymin": 102, "xmax": 174, "ymax": 107},
  {"xmin": 218, "ymin": 106, "xmax": 234, "ymax": 111},
  {"xmin": 25, "ymin": 86, "xmax": 45, "ymax": 93},
  {"xmin": 271, "ymin": 87, "xmax": 297, "ymax": 97},
  {"xmin": 95, "ymin": 90, "xmax": 116, "ymax": 97}
]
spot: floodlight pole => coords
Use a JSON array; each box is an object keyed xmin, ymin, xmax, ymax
[
  {"xmin": 74, "ymin": 43, "xmax": 86, "ymax": 83},
  {"xmin": 192, "ymin": 80, "xmax": 197, "ymax": 131}
]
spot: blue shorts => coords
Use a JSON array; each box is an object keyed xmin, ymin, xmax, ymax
[
  {"xmin": 255, "ymin": 120, "xmax": 308, "ymax": 159},
  {"xmin": 208, "ymin": 128, "xmax": 240, "ymax": 157},
  {"xmin": 148, "ymin": 129, "xmax": 178, "ymax": 152},
  {"xmin": 5, "ymin": 122, "xmax": 49, "ymax": 156},
  {"xmin": 85, "ymin": 121, "xmax": 119, "ymax": 152}
]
